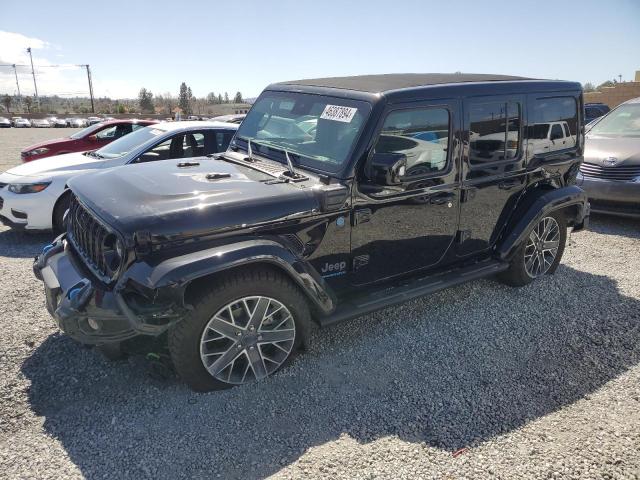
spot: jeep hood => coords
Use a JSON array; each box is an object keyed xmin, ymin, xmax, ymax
[{"xmin": 68, "ymin": 157, "xmax": 322, "ymax": 241}]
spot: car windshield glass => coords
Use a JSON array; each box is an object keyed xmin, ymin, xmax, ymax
[
  {"xmin": 233, "ymin": 91, "xmax": 371, "ymax": 173},
  {"xmin": 589, "ymin": 104, "xmax": 640, "ymax": 137},
  {"xmin": 69, "ymin": 123, "xmax": 103, "ymax": 139},
  {"xmin": 95, "ymin": 126, "xmax": 166, "ymax": 159}
]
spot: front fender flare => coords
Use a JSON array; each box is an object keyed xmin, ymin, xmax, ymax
[
  {"xmin": 496, "ymin": 185, "xmax": 589, "ymax": 261},
  {"xmin": 121, "ymin": 239, "xmax": 337, "ymax": 315}
]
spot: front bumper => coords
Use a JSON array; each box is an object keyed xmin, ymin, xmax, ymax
[
  {"xmin": 580, "ymin": 176, "xmax": 640, "ymax": 218},
  {"xmin": 0, "ymin": 184, "xmax": 57, "ymax": 230},
  {"xmin": 33, "ymin": 237, "xmax": 185, "ymax": 344}
]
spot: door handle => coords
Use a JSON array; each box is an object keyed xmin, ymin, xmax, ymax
[
  {"xmin": 498, "ymin": 180, "xmax": 520, "ymax": 190},
  {"xmin": 430, "ymin": 193, "xmax": 455, "ymax": 206}
]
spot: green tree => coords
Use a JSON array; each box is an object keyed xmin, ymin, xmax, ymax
[
  {"xmin": 24, "ymin": 96, "xmax": 32, "ymax": 113},
  {"xmin": 206, "ymin": 92, "xmax": 217, "ymax": 104},
  {"xmin": 583, "ymin": 82, "xmax": 596, "ymax": 93},
  {"xmin": 217, "ymin": 94, "xmax": 223, "ymax": 104},
  {"xmin": 224, "ymin": 92, "xmax": 229, "ymax": 103},
  {"xmin": 138, "ymin": 88, "xmax": 154, "ymax": 113},
  {"xmin": 117, "ymin": 104, "xmax": 126, "ymax": 114},
  {"xmin": 233, "ymin": 91, "xmax": 243, "ymax": 103},
  {"xmin": 1, "ymin": 94, "xmax": 11, "ymax": 113},
  {"xmin": 178, "ymin": 82, "xmax": 191, "ymax": 114}
]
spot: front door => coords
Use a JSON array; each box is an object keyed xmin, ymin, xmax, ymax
[{"xmin": 350, "ymin": 100, "xmax": 461, "ymax": 285}]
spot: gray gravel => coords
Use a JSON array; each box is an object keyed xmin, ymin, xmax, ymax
[{"xmin": 1, "ymin": 130, "xmax": 640, "ymax": 479}]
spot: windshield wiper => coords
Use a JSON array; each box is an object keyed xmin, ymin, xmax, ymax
[{"xmin": 283, "ymin": 150, "xmax": 302, "ymax": 180}]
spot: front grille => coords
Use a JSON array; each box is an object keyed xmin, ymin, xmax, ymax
[
  {"xmin": 580, "ymin": 162, "xmax": 640, "ymax": 181},
  {"xmin": 67, "ymin": 194, "xmax": 111, "ymax": 279}
]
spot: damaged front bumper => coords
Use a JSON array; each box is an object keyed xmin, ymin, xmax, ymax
[{"xmin": 33, "ymin": 236, "xmax": 187, "ymax": 344}]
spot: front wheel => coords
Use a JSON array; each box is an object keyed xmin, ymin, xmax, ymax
[
  {"xmin": 168, "ymin": 267, "xmax": 311, "ymax": 392},
  {"xmin": 498, "ymin": 210, "xmax": 567, "ymax": 287}
]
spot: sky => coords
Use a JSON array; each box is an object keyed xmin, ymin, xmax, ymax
[{"xmin": 1, "ymin": 0, "xmax": 639, "ymax": 100}]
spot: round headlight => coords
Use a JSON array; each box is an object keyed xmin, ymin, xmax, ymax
[{"xmin": 102, "ymin": 233, "xmax": 125, "ymax": 276}]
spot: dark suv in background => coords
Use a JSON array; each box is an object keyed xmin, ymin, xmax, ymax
[{"xmin": 34, "ymin": 73, "xmax": 589, "ymax": 391}]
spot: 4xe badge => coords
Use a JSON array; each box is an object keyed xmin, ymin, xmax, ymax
[{"xmin": 321, "ymin": 260, "xmax": 347, "ymax": 277}]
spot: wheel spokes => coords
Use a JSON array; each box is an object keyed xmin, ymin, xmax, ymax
[
  {"xmin": 524, "ymin": 216, "xmax": 561, "ymax": 278},
  {"xmin": 199, "ymin": 296, "xmax": 296, "ymax": 385}
]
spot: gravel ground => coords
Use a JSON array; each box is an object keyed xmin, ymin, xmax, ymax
[{"xmin": 1, "ymin": 130, "xmax": 639, "ymax": 479}]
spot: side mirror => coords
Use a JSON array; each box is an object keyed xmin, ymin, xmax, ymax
[{"xmin": 369, "ymin": 152, "xmax": 407, "ymax": 186}]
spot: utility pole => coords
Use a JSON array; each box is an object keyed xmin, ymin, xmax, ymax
[
  {"xmin": 26, "ymin": 47, "xmax": 40, "ymax": 110},
  {"xmin": 12, "ymin": 64, "xmax": 23, "ymax": 111},
  {"xmin": 84, "ymin": 64, "xmax": 95, "ymax": 113},
  {"xmin": 618, "ymin": 74, "xmax": 622, "ymax": 83}
]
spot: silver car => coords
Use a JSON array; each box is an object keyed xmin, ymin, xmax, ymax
[{"xmin": 579, "ymin": 97, "xmax": 640, "ymax": 218}]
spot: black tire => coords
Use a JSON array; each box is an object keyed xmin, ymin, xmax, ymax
[
  {"xmin": 53, "ymin": 192, "xmax": 71, "ymax": 234},
  {"xmin": 498, "ymin": 210, "xmax": 567, "ymax": 287},
  {"xmin": 168, "ymin": 267, "xmax": 312, "ymax": 392}
]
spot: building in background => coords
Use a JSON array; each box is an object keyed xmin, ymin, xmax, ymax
[{"xmin": 584, "ymin": 70, "xmax": 640, "ymax": 108}]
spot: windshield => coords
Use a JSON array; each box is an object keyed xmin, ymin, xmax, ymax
[
  {"xmin": 589, "ymin": 103, "xmax": 640, "ymax": 137},
  {"xmin": 69, "ymin": 123, "xmax": 104, "ymax": 139},
  {"xmin": 95, "ymin": 125, "xmax": 166, "ymax": 159},
  {"xmin": 233, "ymin": 91, "xmax": 371, "ymax": 173}
]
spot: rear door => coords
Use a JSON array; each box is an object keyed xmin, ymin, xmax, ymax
[{"xmin": 458, "ymin": 95, "xmax": 527, "ymax": 256}]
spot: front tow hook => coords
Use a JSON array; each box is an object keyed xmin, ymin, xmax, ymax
[
  {"xmin": 55, "ymin": 279, "xmax": 94, "ymax": 321},
  {"xmin": 33, "ymin": 240, "xmax": 65, "ymax": 280}
]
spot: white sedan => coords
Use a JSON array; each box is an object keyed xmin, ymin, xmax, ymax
[{"xmin": 0, "ymin": 121, "xmax": 238, "ymax": 232}]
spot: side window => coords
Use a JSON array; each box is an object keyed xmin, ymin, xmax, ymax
[
  {"xmin": 530, "ymin": 96, "xmax": 578, "ymax": 145},
  {"xmin": 114, "ymin": 124, "xmax": 132, "ymax": 138},
  {"xmin": 469, "ymin": 101, "xmax": 521, "ymax": 165},
  {"xmin": 212, "ymin": 131, "xmax": 234, "ymax": 153},
  {"xmin": 136, "ymin": 135, "xmax": 182, "ymax": 163},
  {"xmin": 374, "ymin": 107, "xmax": 450, "ymax": 177},
  {"xmin": 131, "ymin": 123, "xmax": 145, "ymax": 132},
  {"xmin": 183, "ymin": 133, "xmax": 205, "ymax": 157},
  {"xmin": 562, "ymin": 123, "xmax": 570, "ymax": 137},
  {"xmin": 95, "ymin": 125, "xmax": 117, "ymax": 139},
  {"xmin": 550, "ymin": 124, "xmax": 564, "ymax": 140}
]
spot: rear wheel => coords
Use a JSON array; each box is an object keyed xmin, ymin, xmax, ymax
[
  {"xmin": 498, "ymin": 210, "xmax": 567, "ymax": 287},
  {"xmin": 168, "ymin": 267, "xmax": 311, "ymax": 391}
]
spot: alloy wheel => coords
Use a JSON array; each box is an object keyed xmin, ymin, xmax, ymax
[
  {"xmin": 524, "ymin": 216, "xmax": 560, "ymax": 278},
  {"xmin": 199, "ymin": 296, "xmax": 296, "ymax": 385}
]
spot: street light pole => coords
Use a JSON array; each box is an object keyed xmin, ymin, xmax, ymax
[
  {"xmin": 84, "ymin": 64, "xmax": 95, "ymax": 113},
  {"xmin": 26, "ymin": 47, "xmax": 40, "ymax": 110},
  {"xmin": 12, "ymin": 64, "xmax": 23, "ymax": 111}
]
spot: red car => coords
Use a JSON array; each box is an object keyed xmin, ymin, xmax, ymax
[{"xmin": 20, "ymin": 119, "xmax": 158, "ymax": 162}]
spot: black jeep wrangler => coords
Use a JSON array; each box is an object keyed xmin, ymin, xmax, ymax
[{"xmin": 34, "ymin": 74, "xmax": 589, "ymax": 391}]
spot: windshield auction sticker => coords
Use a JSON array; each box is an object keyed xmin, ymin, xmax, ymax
[{"xmin": 320, "ymin": 105, "xmax": 358, "ymax": 123}]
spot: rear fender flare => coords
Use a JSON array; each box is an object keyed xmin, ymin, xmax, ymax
[
  {"xmin": 122, "ymin": 239, "xmax": 336, "ymax": 315},
  {"xmin": 496, "ymin": 185, "xmax": 589, "ymax": 261}
]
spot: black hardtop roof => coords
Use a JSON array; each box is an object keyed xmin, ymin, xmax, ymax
[{"xmin": 274, "ymin": 73, "xmax": 546, "ymax": 94}]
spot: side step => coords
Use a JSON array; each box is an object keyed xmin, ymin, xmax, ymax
[{"xmin": 318, "ymin": 259, "xmax": 509, "ymax": 328}]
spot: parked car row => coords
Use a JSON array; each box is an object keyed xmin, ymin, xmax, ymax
[
  {"xmin": 0, "ymin": 116, "xmax": 119, "ymax": 128},
  {"xmin": 2, "ymin": 74, "xmax": 637, "ymax": 392}
]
